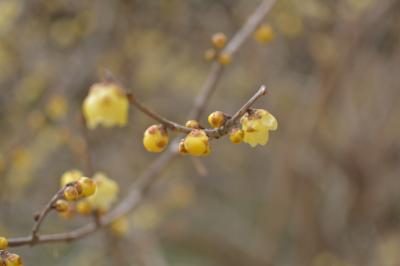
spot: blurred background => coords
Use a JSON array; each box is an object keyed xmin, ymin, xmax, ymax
[{"xmin": 1, "ymin": 0, "xmax": 400, "ymax": 265}]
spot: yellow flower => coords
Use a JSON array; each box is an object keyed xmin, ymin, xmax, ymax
[
  {"xmin": 240, "ymin": 109, "xmax": 277, "ymax": 147},
  {"xmin": 254, "ymin": 23, "xmax": 274, "ymax": 43},
  {"xmin": 143, "ymin": 125, "xmax": 169, "ymax": 153},
  {"xmin": 0, "ymin": 237, "xmax": 8, "ymax": 249},
  {"xmin": 82, "ymin": 82, "xmax": 129, "ymax": 129},
  {"xmin": 76, "ymin": 200, "xmax": 92, "ymax": 215},
  {"xmin": 110, "ymin": 216, "xmax": 129, "ymax": 237},
  {"xmin": 86, "ymin": 172, "xmax": 119, "ymax": 213},
  {"xmin": 183, "ymin": 130, "xmax": 211, "ymax": 156},
  {"xmin": 60, "ymin": 169, "xmax": 83, "ymax": 187},
  {"xmin": 45, "ymin": 95, "xmax": 68, "ymax": 121}
]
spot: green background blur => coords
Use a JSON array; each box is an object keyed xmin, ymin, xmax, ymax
[{"xmin": 1, "ymin": 0, "xmax": 400, "ymax": 265}]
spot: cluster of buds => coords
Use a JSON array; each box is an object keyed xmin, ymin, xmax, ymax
[
  {"xmin": 63, "ymin": 176, "xmax": 96, "ymax": 201},
  {"xmin": 0, "ymin": 237, "xmax": 23, "ymax": 266},
  {"xmin": 142, "ymin": 107, "xmax": 277, "ymax": 156},
  {"xmin": 55, "ymin": 170, "xmax": 118, "ymax": 218},
  {"xmin": 204, "ymin": 32, "xmax": 232, "ymax": 65}
]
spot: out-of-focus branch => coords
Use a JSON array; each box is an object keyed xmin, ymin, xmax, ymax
[
  {"xmin": 190, "ymin": 0, "xmax": 276, "ymax": 119},
  {"xmin": 7, "ymin": 0, "xmax": 276, "ymax": 248}
]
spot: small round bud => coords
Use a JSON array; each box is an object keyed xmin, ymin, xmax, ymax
[
  {"xmin": 143, "ymin": 125, "xmax": 169, "ymax": 153},
  {"xmin": 204, "ymin": 48, "xmax": 217, "ymax": 61},
  {"xmin": 178, "ymin": 139, "xmax": 188, "ymax": 154},
  {"xmin": 185, "ymin": 120, "xmax": 200, "ymax": 129},
  {"xmin": 183, "ymin": 130, "xmax": 211, "ymax": 156},
  {"xmin": 64, "ymin": 186, "xmax": 80, "ymax": 201},
  {"xmin": 54, "ymin": 199, "xmax": 69, "ymax": 213},
  {"xmin": 211, "ymin": 32, "xmax": 227, "ymax": 49},
  {"xmin": 229, "ymin": 128, "xmax": 244, "ymax": 144},
  {"xmin": 0, "ymin": 237, "xmax": 8, "ymax": 250},
  {"xmin": 76, "ymin": 200, "xmax": 92, "ymax": 215},
  {"xmin": 218, "ymin": 52, "xmax": 232, "ymax": 65},
  {"xmin": 254, "ymin": 23, "xmax": 274, "ymax": 43},
  {"xmin": 77, "ymin": 177, "xmax": 96, "ymax": 197},
  {"xmin": 207, "ymin": 111, "xmax": 226, "ymax": 128}
]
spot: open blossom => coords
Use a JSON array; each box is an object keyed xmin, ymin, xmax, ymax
[
  {"xmin": 60, "ymin": 169, "xmax": 82, "ymax": 188},
  {"xmin": 82, "ymin": 82, "xmax": 129, "ymax": 129},
  {"xmin": 240, "ymin": 109, "xmax": 277, "ymax": 147},
  {"xmin": 86, "ymin": 172, "xmax": 119, "ymax": 213}
]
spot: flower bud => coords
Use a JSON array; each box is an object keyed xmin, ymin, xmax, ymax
[
  {"xmin": 185, "ymin": 120, "xmax": 200, "ymax": 129},
  {"xmin": 143, "ymin": 125, "xmax": 169, "ymax": 153},
  {"xmin": 77, "ymin": 177, "xmax": 96, "ymax": 197},
  {"xmin": 207, "ymin": 111, "xmax": 226, "ymax": 128},
  {"xmin": 0, "ymin": 237, "xmax": 8, "ymax": 250},
  {"xmin": 218, "ymin": 52, "xmax": 232, "ymax": 65},
  {"xmin": 64, "ymin": 186, "xmax": 80, "ymax": 201},
  {"xmin": 54, "ymin": 199, "xmax": 69, "ymax": 213},
  {"xmin": 211, "ymin": 32, "xmax": 227, "ymax": 49},
  {"xmin": 183, "ymin": 130, "xmax": 211, "ymax": 156}
]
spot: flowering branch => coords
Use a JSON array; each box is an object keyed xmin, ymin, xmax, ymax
[{"xmin": 6, "ymin": 0, "xmax": 276, "ymax": 248}]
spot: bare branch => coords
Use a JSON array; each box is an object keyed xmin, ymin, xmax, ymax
[{"xmin": 30, "ymin": 189, "xmax": 64, "ymax": 243}]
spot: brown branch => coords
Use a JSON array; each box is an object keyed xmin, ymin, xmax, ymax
[
  {"xmin": 30, "ymin": 188, "xmax": 64, "ymax": 243},
  {"xmin": 127, "ymin": 85, "xmax": 266, "ymax": 138},
  {"xmin": 7, "ymin": 0, "xmax": 276, "ymax": 248}
]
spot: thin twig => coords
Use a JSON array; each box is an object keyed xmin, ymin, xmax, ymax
[
  {"xmin": 128, "ymin": 85, "xmax": 267, "ymax": 138},
  {"xmin": 30, "ymin": 188, "xmax": 64, "ymax": 243}
]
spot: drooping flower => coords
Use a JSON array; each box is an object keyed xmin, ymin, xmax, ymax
[
  {"xmin": 60, "ymin": 169, "xmax": 83, "ymax": 187},
  {"xmin": 82, "ymin": 82, "xmax": 129, "ymax": 129},
  {"xmin": 240, "ymin": 109, "xmax": 277, "ymax": 147}
]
